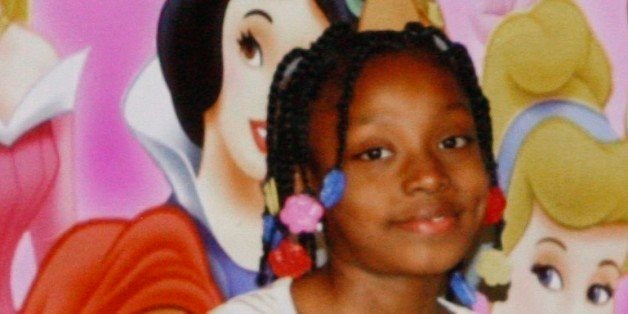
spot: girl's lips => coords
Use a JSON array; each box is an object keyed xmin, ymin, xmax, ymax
[
  {"xmin": 250, "ymin": 120, "xmax": 267, "ymax": 153},
  {"xmin": 395, "ymin": 215, "xmax": 458, "ymax": 236}
]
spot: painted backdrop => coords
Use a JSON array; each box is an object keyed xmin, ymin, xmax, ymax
[{"xmin": 1, "ymin": 0, "xmax": 626, "ymax": 313}]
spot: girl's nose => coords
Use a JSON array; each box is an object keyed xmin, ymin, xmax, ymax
[{"xmin": 401, "ymin": 151, "xmax": 451, "ymax": 195}]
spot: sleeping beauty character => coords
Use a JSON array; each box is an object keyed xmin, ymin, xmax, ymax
[{"xmin": 0, "ymin": 1, "xmax": 88, "ymax": 312}]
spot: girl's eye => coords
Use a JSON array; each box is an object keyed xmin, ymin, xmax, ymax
[
  {"xmin": 438, "ymin": 136, "xmax": 473, "ymax": 149},
  {"xmin": 358, "ymin": 147, "xmax": 393, "ymax": 161},
  {"xmin": 586, "ymin": 284, "xmax": 613, "ymax": 305},
  {"xmin": 531, "ymin": 264, "xmax": 563, "ymax": 291},
  {"xmin": 238, "ymin": 30, "xmax": 263, "ymax": 67}
]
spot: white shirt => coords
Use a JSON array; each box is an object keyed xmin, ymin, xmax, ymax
[
  {"xmin": 211, "ymin": 277, "xmax": 469, "ymax": 313},
  {"xmin": 211, "ymin": 277, "xmax": 297, "ymax": 314}
]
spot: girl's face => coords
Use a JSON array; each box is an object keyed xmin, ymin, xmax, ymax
[
  {"xmin": 213, "ymin": 0, "xmax": 329, "ymax": 179},
  {"xmin": 503, "ymin": 204, "xmax": 627, "ymax": 313},
  {"xmin": 310, "ymin": 53, "xmax": 490, "ymax": 276}
]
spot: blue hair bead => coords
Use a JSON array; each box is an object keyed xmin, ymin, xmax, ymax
[
  {"xmin": 262, "ymin": 214, "xmax": 283, "ymax": 248},
  {"xmin": 262, "ymin": 214, "xmax": 275, "ymax": 243},
  {"xmin": 319, "ymin": 168, "xmax": 346, "ymax": 209},
  {"xmin": 449, "ymin": 271, "xmax": 477, "ymax": 308},
  {"xmin": 270, "ymin": 229, "xmax": 283, "ymax": 249}
]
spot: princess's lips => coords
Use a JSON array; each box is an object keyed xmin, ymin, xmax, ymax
[{"xmin": 250, "ymin": 120, "xmax": 267, "ymax": 153}]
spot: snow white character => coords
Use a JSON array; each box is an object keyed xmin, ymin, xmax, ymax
[{"xmin": 124, "ymin": 0, "xmax": 359, "ymax": 298}]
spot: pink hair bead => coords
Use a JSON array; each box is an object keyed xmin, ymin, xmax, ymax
[
  {"xmin": 472, "ymin": 292, "xmax": 490, "ymax": 314},
  {"xmin": 279, "ymin": 194, "xmax": 325, "ymax": 234}
]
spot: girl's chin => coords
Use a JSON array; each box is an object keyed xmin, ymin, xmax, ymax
[{"xmin": 374, "ymin": 254, "xmax": 466, "ymax": 277}]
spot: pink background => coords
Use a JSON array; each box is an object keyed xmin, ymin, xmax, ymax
[
  {"xmin": 7, "ymin": 0, "xmax": 628, "ymax": 310},
  {"xmin": 32, "ymin": 0, "xmax": 171, "ymax": 220}
]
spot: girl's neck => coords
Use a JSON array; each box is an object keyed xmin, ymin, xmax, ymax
[{"xmin": 292, "ymin": 259, "xmax": 449, "ymax": 314}]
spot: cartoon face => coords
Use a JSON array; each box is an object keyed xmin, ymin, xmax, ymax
[
  {"xmin": 211, "ymin": 0, "xmax": 329, "ymax": 180},
  {"xmin": 502, "ymin": 204, "xmax": 628, "ymax": 313},
  {"xmin": 309, "ymin": 53, "xmax": 490, "ymax": 276}
]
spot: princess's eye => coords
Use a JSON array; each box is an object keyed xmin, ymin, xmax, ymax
[
  {"xmin": 438, "ymin": 136, "xmax": 473, "ymax": 149},
  {"xmin": 359, "ymin": 147, "xmax": 393, "ymax": 161},
  {"xmin": 586, "ymin": 284, "xmax": 613, "ymax": 305},
  {"xmin": 531, "ymin": 264, "xmax": 563, "ymax": 291},
  {"xmin": 238, "ymin": 30, "xmax": 263, "ymax": 66}
]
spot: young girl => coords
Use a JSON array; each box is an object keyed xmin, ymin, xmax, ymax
[{"xmin": 213, "ymin": 22, "xmax": 504, "ymax": 313}]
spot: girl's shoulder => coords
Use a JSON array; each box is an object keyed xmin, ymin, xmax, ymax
[{"xmin": 211, "ymin": 277, "xmax": 297, "ymax": 314}]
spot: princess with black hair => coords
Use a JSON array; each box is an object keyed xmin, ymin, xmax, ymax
[
  {"xmin": 214, "ymin": 16, "xmax": 505, "ymax": 313},
  {"xmin": 124, "ymin": 0, "xmax": 359, "ymax": 299}
]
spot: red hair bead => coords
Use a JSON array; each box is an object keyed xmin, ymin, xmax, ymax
[
  {"xmin": 268, "ymin": 239, "xmax": 313, "ymax": 278},
  {"xmin": 483, "ymin": 187, "xmax": 506, "ymax": 225}
]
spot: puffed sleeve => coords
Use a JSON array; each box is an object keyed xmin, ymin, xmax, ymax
[{"xmin": 21, "ymin": 205, "xmax": 224, "ymax": 313}]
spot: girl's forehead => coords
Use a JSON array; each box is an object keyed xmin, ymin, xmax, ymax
[
  {"xmin": 313, "ymin": 52, "xmax": 463, "ymax": 111},
  {"xmin": 353, "ymin": 54, "xmax": 465, "ymax": 107},
  {"xmin": 307, "ymin": 58, "xmax": 472, "ymax": 147},
  {"xmin": 357, "ymin": 52, "xmax": 455, "ymax": 87},
  {"xmin": 308, "ymin": 53, "xmax": 473, "ymax": 143}
]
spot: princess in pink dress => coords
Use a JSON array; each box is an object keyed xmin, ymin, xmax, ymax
[{"xmin": 0, "ymin": 1, "xmax": 87, "ymax": 312}]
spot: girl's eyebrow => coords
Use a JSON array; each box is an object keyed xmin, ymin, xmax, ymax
[
  {"xmin": 356, "ymin": 114, "xmax": 394, "ymax": 126},
  {"xmin": 536, "ymin": 237, "xmax": 567, "ymax": 251},
  {"xmin": 244, "ymin": 9, "xmax": 273, "ymax": 23}
]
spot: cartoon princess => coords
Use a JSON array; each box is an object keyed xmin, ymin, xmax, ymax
[
  {"xmin": 124, "ymin": 0, "xmax": 359, "ymax": 298},
  {"xmin": 437, "ymin": 0, "xmax": 538, "ymax": 78},
  {"xmin": 474, "ymin": 0, "xmax": 628, "ymax": 313},
  {"xmin": 477, "ymin": 116, "xmax": 628, "ymax": 313},
  {"xmin": 0, "ymin": 0, "xmax": 87, "ymax": 312}
]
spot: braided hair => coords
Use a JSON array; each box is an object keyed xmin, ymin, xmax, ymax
[{"xmin": 258, "ymin": 22, "xmax": 498, "ymax": 285}]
